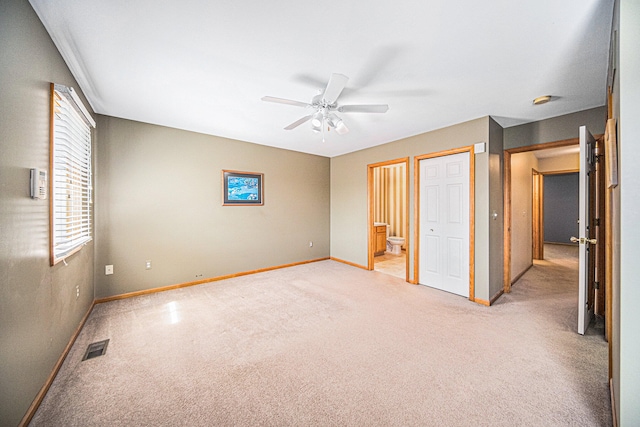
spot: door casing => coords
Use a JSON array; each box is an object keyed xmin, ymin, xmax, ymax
[{"xmin": 367, "ymin": 157, "xmax": 410, "ymax": 282}]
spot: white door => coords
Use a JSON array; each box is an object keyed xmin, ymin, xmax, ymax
[
  {"xmin": 419, "ymin": 152, "xmax": 470, "ymax": 297},
  {"xmin": 576, "ymin": 126, "xmax": 595, "ymax": 335}
]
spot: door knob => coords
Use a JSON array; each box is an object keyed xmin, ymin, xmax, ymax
[{"xmin": 570, "ymin": 236, "xmax": 597, "ymax": 245}]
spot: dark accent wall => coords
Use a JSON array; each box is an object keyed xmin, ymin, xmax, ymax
[{"xmin": 543, "ymin": 173, "xmax": 579, "ymax": 244}]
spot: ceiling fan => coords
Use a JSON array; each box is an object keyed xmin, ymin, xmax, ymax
[{"xmin": 262, "ymin": 73, "xmax": 389, "ymax": 138}]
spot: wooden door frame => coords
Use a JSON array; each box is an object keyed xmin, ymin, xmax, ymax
[
  {"xmin": 414, "ymin": 146, "xmax": 475, "ymax": 301},
  {"xmin": 532, "ymin": 169, "xmax": 581, "ymax": 262},
  {"xmin": 504, "ymin": 137, "xmax": 584, "ymax": 292},
  {"xmin": 367, "ymin": 157, "xmax": 410, "ymax": 282},
  {"xmin": 532, "ymin": 169, "xmax": 544, "ymax": 260}
]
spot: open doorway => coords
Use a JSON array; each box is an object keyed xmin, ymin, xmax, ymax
[
  {"xmin": 367, "ymin": 158, "xmax": 409, "ymax": 281},
  {"xmin": 504, "ymin": 136, "xmax": 606, "ymax": 332}
]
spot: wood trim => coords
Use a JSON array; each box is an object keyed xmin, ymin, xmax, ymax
[
  {"xmin": 469, "ymin": 146, "xmax": 475, "ymax": 301},
  {"xmin": 404, "ymin": 159, "xmax": 410, "ymax": 283},
  {"xmin": 503, "ymin": 136, "xmax": 595, "ymax": 294},
  {"xmin": 367, "ymin": 165, "xmax": 375, "ymax": 270},
  {"xmin": 95, "ymin": 258, "xmax": 330, "ymax": 304},
  {"xmin": 532, "ymin": 170, "xmax": 544, "ymax": 260},
  {"xmin": 503, "ymin": 151, "xmax": 511, "ymax": 293},
  {"xmin": 610, "ymin": 378, "xmax": 618, "ymax": 427},
  {"xmin": 605, "ymin": 135, "xmax": 614, "ymax": 376},
  {"xmin": 413, "ymin": 155, "xmax": 420, "ymax": 283},
  {"xmin": 49, "ymin": 83, "xmax": 56, "ymax": 266},
  {"xmin": 490, "ymin": 289, "xmax": 505, "ymax": 305},
  {"xmin": 366, "ymin": 157, "xmax": 410, "ymax": 281},
  {"xmin": 506, "ymin": 137, "xmax": 581, "ymax": 154},
  {"xmin": 413, "ymin": 146, "xmax": 475, "ymax": 299},
  {"xmin": 330, "ymin": 257, "xmax": 368, "ymax": 270},
  {"xmin": 511, "ymin": 263, "xmax": 533, "ymax": 286},
  {"xmin": 474, "ymin": 289, "xmax": 505, "ymax": 307},
  {"xmin": 19, "ymin": 301, "xmax": 96, "ymax": 427}
]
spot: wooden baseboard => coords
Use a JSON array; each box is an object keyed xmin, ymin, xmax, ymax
[
  {"xmin": 511, "ymin": 264, "xmax": 533, "ymax": 286},
  {"xmin": 329, "ymin": 257, "xmax": 368, "ymax": 270},
  {"xmin": 19, "ymin": 301, "xmax": 95, "ymax": 427},
  {"xmin": 96, "ymin": 257, "xmax": 330, "ymax": 304},
  {"xmin": 610, "ymin": 378, "xmax": 618, "ymax": 427},
  {"xmin": 472, "ymin": 289, "xmax": 504, "ymax": 307},
  {"xmin": 490, "ymin": 289, "xmax": 505, "ymax": 305}
]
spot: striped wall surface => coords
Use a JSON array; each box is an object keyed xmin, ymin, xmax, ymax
[{"xmin": 373, "ymin": 164, "xmax": 407, "ymax": 242}]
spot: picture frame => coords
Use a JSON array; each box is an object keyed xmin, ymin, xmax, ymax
[{"xmin": 222, "ymin": 170, "xmax": 264, "ymax": 206}]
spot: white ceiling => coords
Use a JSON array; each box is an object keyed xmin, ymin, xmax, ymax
[{"xmin": 30, "ymin": 0, "xmax": 613, "ymax": 158}]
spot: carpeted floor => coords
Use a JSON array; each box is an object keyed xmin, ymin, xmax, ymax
[{"xmin": 30, "ymin": 244, "xmax": 611, "ymax": 426}]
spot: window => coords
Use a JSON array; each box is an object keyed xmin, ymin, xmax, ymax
[{"xmin": 50, "ymin": 83, "xmax": 95, "ymax": 265}]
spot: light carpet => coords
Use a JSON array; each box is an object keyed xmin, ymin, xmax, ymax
[{"xmin": 30, "ymin": 244, "xmax": 611, "ymax": 426}]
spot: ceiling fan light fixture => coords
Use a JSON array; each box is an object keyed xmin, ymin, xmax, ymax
[
  {"xmin": 326, "ymin": 113, "xmax": 340, "ymax": 128},
  {"xmin": 311, "ymin": 112, "xmax": 323, "ymax": 132},
  {"xmin": 533, "ymin": 95, "xmax": 552, "ymax": 105},
  {"xmin": 335, "ymin": 121, "xmax": 349, "ymax": 135}
]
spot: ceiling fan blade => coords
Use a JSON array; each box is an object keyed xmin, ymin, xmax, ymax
[
  {"xmin": 338, "ymin": 104, "xmax": 389, "ymax": 113},
  {"xmin": 262, "ymin": 96, "xmax": 311, "ymax": 108},
  {"xmin": 322, "ymin": 73, "xmax": 349, "ymax": 104},
  {"xmin": 284, "ymin": 114, "xmax": 313, "ymax": 130}
]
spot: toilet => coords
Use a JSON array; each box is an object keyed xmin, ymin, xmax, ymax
[{"xmin": 387, "ymin": 236, "xmax": 405, "ymax": 255}]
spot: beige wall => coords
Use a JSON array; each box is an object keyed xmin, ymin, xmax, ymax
[
  {"xmin": 0, "ymin": 1, "xmax": 96, "ymax": 425},
  {"xmin": 330, "ymin": 116, "xmax": 504, "ymax": 302},
  {"xmin": 537, "ymin": 153, "xmax": 579, "ymax": 172},
  {"xmin": 94, "ymin": 116, "xmax": 330, "ymax": 298},
  {"xmin": 510, "ymin": 152, "xmax": 538, "ymax": 281}
]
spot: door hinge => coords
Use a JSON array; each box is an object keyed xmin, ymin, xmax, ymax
[
  {"xmin": 594, "ymin": 281, "xmax": 600, "ymax": 290},
  {"xmin": 595, "ymin": 218, "xmax": 600, "ymax": 227}
]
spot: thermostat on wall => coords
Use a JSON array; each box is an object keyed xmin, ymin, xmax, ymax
[
  {"xmin": 30, "ymin": 168, "xmax": 47, "ymax": 199},
  {"xmin": 474, "ymin": 142, "xmax": 486, "ymax": 154}
]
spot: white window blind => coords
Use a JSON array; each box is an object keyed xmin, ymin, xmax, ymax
[{"xmin": 50, "ymin": 83, "xmax": 95, "ymax": 265}]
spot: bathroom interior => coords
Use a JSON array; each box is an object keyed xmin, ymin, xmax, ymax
[{"xmin": 372, "ymin": 162, "xmax": 407, "ymax": 279}]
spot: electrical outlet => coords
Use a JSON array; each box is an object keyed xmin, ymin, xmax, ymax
[
  {"xmin": 145, "ymin": 260, "xmax": 152, "ymax": 270},
  {"xmin": 105, "ymin": 265, "xmax": 113, "ymax": 275},
  {"xmin": 309, "ymin": 241, "xmax": 313, "ymax": 247},
  {"xmin": 76, "ymin": 285, "xmax": 79, "ymax": 299}
]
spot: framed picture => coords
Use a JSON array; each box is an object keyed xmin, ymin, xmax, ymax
[{"xmin": 222, "ymin": 170, "xmax": 264, "ymax": 206}]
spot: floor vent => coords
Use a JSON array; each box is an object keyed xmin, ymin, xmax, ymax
[{"xmin": 82, "ymin": 339, "xmax": 109, "ymax": 361}]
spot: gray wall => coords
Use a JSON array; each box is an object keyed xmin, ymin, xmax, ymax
[
  {"xmin": 504, "ymin": 106, "xmax": 606, "ymax": 150},
  {"xmin": 543, "ymin": 173, "xmax": 579, "ymax": 244},
  {"xmin": 95, "ymin": 116, "xmax": 330, "ymax": 299},
  {"xmin": 0, "ymin": 1, "xmax": 95, "ymax": 425},
  {"xmin": 488, "ymin": 118, "xmax": 505, "ymax": 299},
  {"xmin": 330, "ymin": 116, "xmax": 504, "ymax": 302}
]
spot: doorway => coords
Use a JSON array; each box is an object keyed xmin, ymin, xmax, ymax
[
  {"xmin": 504, "ymin": 136, "xmax": 606, "ymax": 332},
  {"xmin": 367, "ymin": 158, "xmax": 409, "ymax": 281}
]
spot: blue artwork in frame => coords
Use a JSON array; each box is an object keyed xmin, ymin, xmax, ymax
[{"xmin": 222, "ymin": 170, "xmax": 264, "ymax": 206}]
